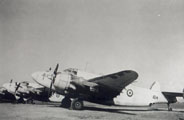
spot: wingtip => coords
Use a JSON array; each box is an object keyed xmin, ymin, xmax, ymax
[{"xmin": 131, "ymin": 70, "xmax": 139, "ymax": 80}]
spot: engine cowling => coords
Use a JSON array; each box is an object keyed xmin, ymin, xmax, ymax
[{"xmin": 53, "ymin": 72, "xmax": 72, "ymax": 94}]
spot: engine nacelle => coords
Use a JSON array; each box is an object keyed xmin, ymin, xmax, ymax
[{"xmin": 53, "ymin": 72, "xmax": 72, "ymax": 94}]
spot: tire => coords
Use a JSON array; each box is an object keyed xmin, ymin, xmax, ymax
[
  {"xmin": 17, "ymin": 97, "xmax": 25, "ymax": 104},
  {"xmin": 70, "ymin": 99, "xmax": 83, "ymax": 110},
  {"xmin": 26, "ymin": 99, "xmax": 34, "ymax": 104},
  {"xmin": 61, "ymin": 97, "xmax": 71, "ymax": 108},
  {"xmin": 168, "ymin": 108, "xmax": 172, "ymax": 111}
]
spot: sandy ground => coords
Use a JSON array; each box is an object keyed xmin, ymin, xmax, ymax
[{"xmin": 0, "ymin": 102, "xmax": 184, "ymax": 120}]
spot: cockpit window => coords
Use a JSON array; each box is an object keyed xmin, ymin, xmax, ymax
[
  {"xmin": 42, "ymin": 72, "xmax": 53, "ymax": 81},
  {"xmin": 64, "ymin": 68, "xmax": 78, "ymax": 75},
  {"xmin": 21, "ymin": 81, "xmax": 29, "ymax": 86},
  {"xmin": 47, "ymin": 74, "xmax": 53, "ymax": 80}
]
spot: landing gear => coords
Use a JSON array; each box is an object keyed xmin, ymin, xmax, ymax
[
  {"xmin": 61, "ymin": 97, "xmax": 71, "ymax": 108},
  {"xmin": 70, "ymin": 98, "xmax": 83, "ymax": 110},
  {"xmin": 168, "ymin": 107, "xmax": 172, "ymax": 111},
  {"xmin": 26, "ymin": 98, "xmax": 34, "ymax": 104},
  {"xmin": 149, "ymin": 103, "xmax": 153, "ymax": 107},
  {"xmin": 167, "ymin": 103, "xmax": 172, "ymax": 111},
  {"xmin": 17, "ymin": 97, "xmax": 25, "ymax": 104},
  {"xmin": 60, "ymin": 97, "xmax": 84, "ymax": 110}
]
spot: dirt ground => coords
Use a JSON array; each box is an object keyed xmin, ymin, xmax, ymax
[{"xmin": 0, "ymin": 102, "xmax": 184, "ymax": 120}]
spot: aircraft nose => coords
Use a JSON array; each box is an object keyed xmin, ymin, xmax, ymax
[
  {"xmin": 31, "ymin": 72, "xmax": 39, "ymax": 81},
  {"xmin": 2, "ymin": 84, "xmax": 8, "ymax": 89}
]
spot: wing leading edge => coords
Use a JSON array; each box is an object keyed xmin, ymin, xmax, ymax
[
  {"xmin": 88, "ymin": 70, "xmax": 138, "ymax": 92},
  {"xmin": 86, "ymin": 70, "xmax": 138, "ymax": 99}
]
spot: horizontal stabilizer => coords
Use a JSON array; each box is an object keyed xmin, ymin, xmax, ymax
[{"xmin": 162, "ymin": 89, "xmax": 184, "ymax": 103}]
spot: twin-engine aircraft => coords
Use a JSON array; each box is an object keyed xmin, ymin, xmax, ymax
[
  {"xmin": 0, "ymin": 87, "xmax": 16, "ymax": 102},
  {"xmin": 32, "ymin": 64, "xmax": 184, "ymax": 110},
  {"xmin": 1, "ymin": 80, "xmax": 50, "ymax": 103}
]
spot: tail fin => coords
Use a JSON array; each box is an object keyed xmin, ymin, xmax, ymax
[{"xmin": 150, "ymin": 81, "xmax": 161, "ymax": 92}]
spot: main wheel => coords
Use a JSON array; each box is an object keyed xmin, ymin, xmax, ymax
[
  {"xmin": 26, "ymin": 99, "xmax": 34, "ymax": 104},
  {"xmin": 70, "ymin": 99, "xmax": 83, "ymax": 110},
  {"xmin": 17, "ymin": 97, "xmax": 25, "ymax": 104},
  {"xmin": 168, "ymin": 107, "xmax": 172, "ymax": 111},
  {"xmin": 61, "ymin": 97, "xmax": 71, "ymax": 108}
]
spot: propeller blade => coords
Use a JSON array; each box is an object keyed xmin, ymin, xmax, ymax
[
  {"xmin": 54, "ymin": 64, "xmax": 59, "ymax": 75},
  {"xmin": 48, "ymin": 82, "xmax": 53, "ymax": 97},
  {"xmin": 9, "ymin": 79, "xmax": 13, "ymax": 86},
  {"xmin": 48, "ymin": 64, "xmax": 59, "ymax": 96},
  {"xmin": 15, "ymin": 83, "xmax": 21, "ymax": 93},
  {"xmin": 53, "ymin": 64, "xmax": 59, "ymax": 83}
]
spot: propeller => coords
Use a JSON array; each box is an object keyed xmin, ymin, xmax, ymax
[
  {"xmin": 48, "ymin": 64, "xmax": 59, "ymax": 96},
  {"xmin": 15, "ymin": 82, "xmax": 21, "ymax": 94},
  {"xmin": 9, "ymin": 79, "xmax": 13, "ymax": 86}
]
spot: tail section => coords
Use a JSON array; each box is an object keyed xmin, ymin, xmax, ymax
[{"xmin": 150, "ymin": 81, "xmax": 161, "ymax": 92}]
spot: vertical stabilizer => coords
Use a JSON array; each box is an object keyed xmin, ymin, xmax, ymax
[{"xmin": 150, "ymin": 81, "xmax": 161, "ymax": 92}]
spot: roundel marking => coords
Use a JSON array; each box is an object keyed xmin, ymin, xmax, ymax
[{"xmin": 127, "ymin": 89, "xmax": 133, "ymax": 97}]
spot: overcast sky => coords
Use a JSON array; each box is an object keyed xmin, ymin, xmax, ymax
[{"xmin": 0, "ymin": 0, "xmax": 184, "ymax": 92}]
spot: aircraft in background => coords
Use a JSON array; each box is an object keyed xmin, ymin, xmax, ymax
[
  {"xmin": 1, "ymin": 80, "xmax": 50, "ymax": 103},
  {"xmin": 0, "ymin": 87, "xmax": 16, "ymax": 102},
  {"xmin": 32, "ymin": 64, "xmax": 184, "ymax": 111}
]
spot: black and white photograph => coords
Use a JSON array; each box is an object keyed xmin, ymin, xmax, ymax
[{"xmin": 0, "ymin": 0, "xmax": 184, "ymax": 120}]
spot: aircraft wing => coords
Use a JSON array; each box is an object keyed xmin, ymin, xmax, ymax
[
  {"xmin": 162, "ymin": 91, "xmax": 184, "ymax": 103},
  {"xmin": 29, "ymin": 86, "xmax": 49, "ymax": 96},
  {"xmin": 87, "ymin": 70, "xmax": 138, "ymax": 92}
]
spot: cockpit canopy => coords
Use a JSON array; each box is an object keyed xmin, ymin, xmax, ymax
[
  {"xmin": 20, "ymin": 81, "xmax": 29, "ymax": 86},
  {"xmin": 64, "ymin": 68, "xmax": 100, "ymax": 80},
  {"xmin": 64, "ymin": 68, "xmax": 78, "ymax": 75}
]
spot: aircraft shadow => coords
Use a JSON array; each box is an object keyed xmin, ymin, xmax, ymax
[
  {"xmin": 48, "ymin": 104, "xmax": 184, "ymax": 114},
  {"xmin": 151, "ymin": 108, "xmax": 184, "ymax": 113},
  {"xmin": 83, "ymin": 106, "xmax": 136, "ymax": 115},
  {"xmin": 83, "ymin": 106, "xmax": 184, "ymax": 114},
  {"xmin": 49, "ymin": 105, "xmax": 157, "ymax": 115}
]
